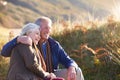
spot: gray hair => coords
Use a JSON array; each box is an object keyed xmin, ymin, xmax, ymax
[
  {"xmin": 20, "ymin": 23, "xmax": 40, "ymax": 36},
  {"xmin": 34, "ymin": 16, "xmax": 52, "ymax": 27}
]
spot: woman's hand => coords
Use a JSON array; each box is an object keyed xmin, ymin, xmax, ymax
[{"xmin": 45, "ymin": 73, "xmax": 56, "ymax": 80}]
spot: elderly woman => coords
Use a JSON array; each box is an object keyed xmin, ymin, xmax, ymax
[{"xmin": 7, "ymin": 23, "xmax": 53, "ymax": 80}]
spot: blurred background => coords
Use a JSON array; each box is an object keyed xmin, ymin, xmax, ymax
[{"xmin": 0, "ymin": 0, "xmax": 120, "ymax": 80}]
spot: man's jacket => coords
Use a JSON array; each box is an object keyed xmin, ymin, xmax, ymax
[{"xmin": 1, "ymin": 37, "xmax": 78, "ymax": 70}]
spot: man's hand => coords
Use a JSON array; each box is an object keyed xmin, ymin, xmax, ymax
[
  {"xmin": 17, "ymin": 36, "xmax": 32, "ymax": 46},
  {"xmin": 67, "ymin": 66, "xmax": 76, "ymax": 80}
]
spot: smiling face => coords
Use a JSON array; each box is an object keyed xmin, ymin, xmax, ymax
[
  {"xmin": 40, "ymin": 20, "xmax": 52, "ymax": 42},
  {"xmin": 27, "ymin": 29, "xmax": 40, "ymax": 45}
]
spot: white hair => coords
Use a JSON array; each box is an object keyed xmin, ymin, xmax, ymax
[
  {"xmin": 20, "ymin": 23, "xmax": 40, "ymax": 36},
  {"xmin": 34, "ymin": 16, "xmax": 52, "ymax": 27}
]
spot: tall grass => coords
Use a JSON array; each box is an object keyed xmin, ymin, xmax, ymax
[
  {"xmin": 106, "ymin": 40, "xmax": 120, "ymax": 66},
  {"xmin": 0, "ymin": 16, "xmax": 120, "ymax": 80},
  {"xmin": 0, "ymin": 27, "xmax": 11, "ymax": 80},
  {"xmin": 52, "ymin": 17, "xmax": 120, "ymax": 80}
]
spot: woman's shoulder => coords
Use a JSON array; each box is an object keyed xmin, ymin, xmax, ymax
[
  {"xmin": 14, "ymin": 43, "xmax": 34, "ymax": 55},
  {"xmin": 15, "ymin": 43, "xmax": 31, "ymax": 49}
]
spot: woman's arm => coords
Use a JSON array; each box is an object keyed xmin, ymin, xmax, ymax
[{"xmin": 1, "ymin": 36, "xmax": 32, "ymax": 57}]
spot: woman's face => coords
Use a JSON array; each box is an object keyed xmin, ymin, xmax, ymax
[{"xmin": 27, "ymin": 29, "xmax": 40, "ymax": 44}]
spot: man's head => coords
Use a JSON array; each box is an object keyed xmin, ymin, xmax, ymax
[{"xmin": 35, "ymin": 16, "xmax": 52, "ymax": 42}]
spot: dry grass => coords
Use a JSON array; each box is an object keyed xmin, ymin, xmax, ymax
[
  {"xmin": 0, "ymin": 15, "xmax": 120, "ymax": 80},
  {"xmin": 0, "ymin": 27, "xmax": 20, "ymax": 50}
]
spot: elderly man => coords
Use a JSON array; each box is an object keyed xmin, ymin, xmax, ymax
[{"xmin": 1, "ymin": 16, "xmax": 84, "ymax": 80}]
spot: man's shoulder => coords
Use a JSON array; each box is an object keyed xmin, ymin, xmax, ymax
[
  {"xmin": 48, "ymin": 37, "xmax": 59, "ymax": 44},
  {"xmin": 48, "ymin": 37, "xmax": 60, "ymax": 47}
]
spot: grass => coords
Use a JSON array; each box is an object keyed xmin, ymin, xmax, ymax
[
  {"xmin": 0, "ymin": 27, "xmax": 10, "ymax": 80},
  {"xmin": 52, "ymin": 18, "xmax": 120, "ymax": 80},
  {"xmin": 0, "ymin": 0, "xmax": 120, "ymax": 80},
  {"xmin": 0, "ymin": 17, "xmax": 120, "ymax": 80}
]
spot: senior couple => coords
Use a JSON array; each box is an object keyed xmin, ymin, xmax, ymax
[{"xmin": 1, "ymin": 16, "xmax": 84, "ymax": 80}]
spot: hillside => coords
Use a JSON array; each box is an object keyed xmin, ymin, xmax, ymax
[{"xmin": 0, "ymin": 0, "xmax": 120, "ymax": 28}]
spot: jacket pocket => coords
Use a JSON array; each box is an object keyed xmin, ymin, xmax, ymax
[
  {"xmin": 15, "ymin": 73, "xmax": 39, "ymax": 80},
  {"xmin": 16, "ymin": 73, "xmax": 32, "ymax": 80}
]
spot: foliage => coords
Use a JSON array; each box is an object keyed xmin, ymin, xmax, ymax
[
  {"xmin": 0, "ymin": 29, "xmax": 9, "ymax": 80},
  {"xmin": 0, "ymin": 0, "xmax": 120, "ymax": 80},
  {"xmin": 52, "ymin": 20, "xmax": 120, "ymax": 80},
  {"xmin": 106, "ymin": 40, "xmax": 120, "ymax": 66},
  {"xmin": 0, "ymin": 56, "xmax": 9, "ymax": 80},
  {"xmin": 0, "ymin": 18, "xmax": 120, "ymax": 80}
]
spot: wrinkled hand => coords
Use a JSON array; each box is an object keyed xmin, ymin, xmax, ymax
[
  {"xmin": 67, "ymin": 66, "xmax": 76, "ymax": 80},
  {"xmin": 17, "ymin": 36, "xmax": 32, "ymax": 46},
  {"xmin": 46, "ymin": 73, "xmax": 56, "ymax": 80}
]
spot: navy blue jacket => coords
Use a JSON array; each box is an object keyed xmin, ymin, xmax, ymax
[{"xmin": 1, "ymin": 37, "xmax": 78, "ymax": 70}]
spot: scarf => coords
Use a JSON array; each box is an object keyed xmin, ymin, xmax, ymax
[
  {"xmin": 34, "ymin": 43, "xmax": 46, "ymax": 71},
  {"xmin": 38, "ymin": 40, "xmax": 53, "ymax": 73}
]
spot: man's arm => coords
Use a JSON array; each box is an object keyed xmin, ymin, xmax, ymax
[
  {"xmin": 57, "ymin": 43, "xmax": 78, "ymax": 69},
  {"xmin": 57, "ymin": 42, "xmax": 78, "ymax": 80},
  {"xmin": 1, "ymin": 36, "xmax": 33, "ymax": 57},
  {"xmin": 1, "ymin": 37, "xmax": 18, "ymax": 57}
]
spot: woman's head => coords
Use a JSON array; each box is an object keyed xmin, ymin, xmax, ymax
[{"xmin": 20, "ymin": 23, "xmax": 40, "ymax": 44}]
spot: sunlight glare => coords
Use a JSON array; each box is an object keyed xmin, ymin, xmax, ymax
[{"xmin": 112, "ymin": 0, "xmax": 120, "ymax": 21}]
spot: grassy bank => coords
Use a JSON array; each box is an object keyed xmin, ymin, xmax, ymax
[{"xmin": 0, "ymin": 20, "xmax": 120, "ymax": 80}]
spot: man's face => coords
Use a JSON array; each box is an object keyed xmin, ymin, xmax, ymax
[{"xmin": 40, "ymin": 21, "xmax": 52, "ymax": 41}]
